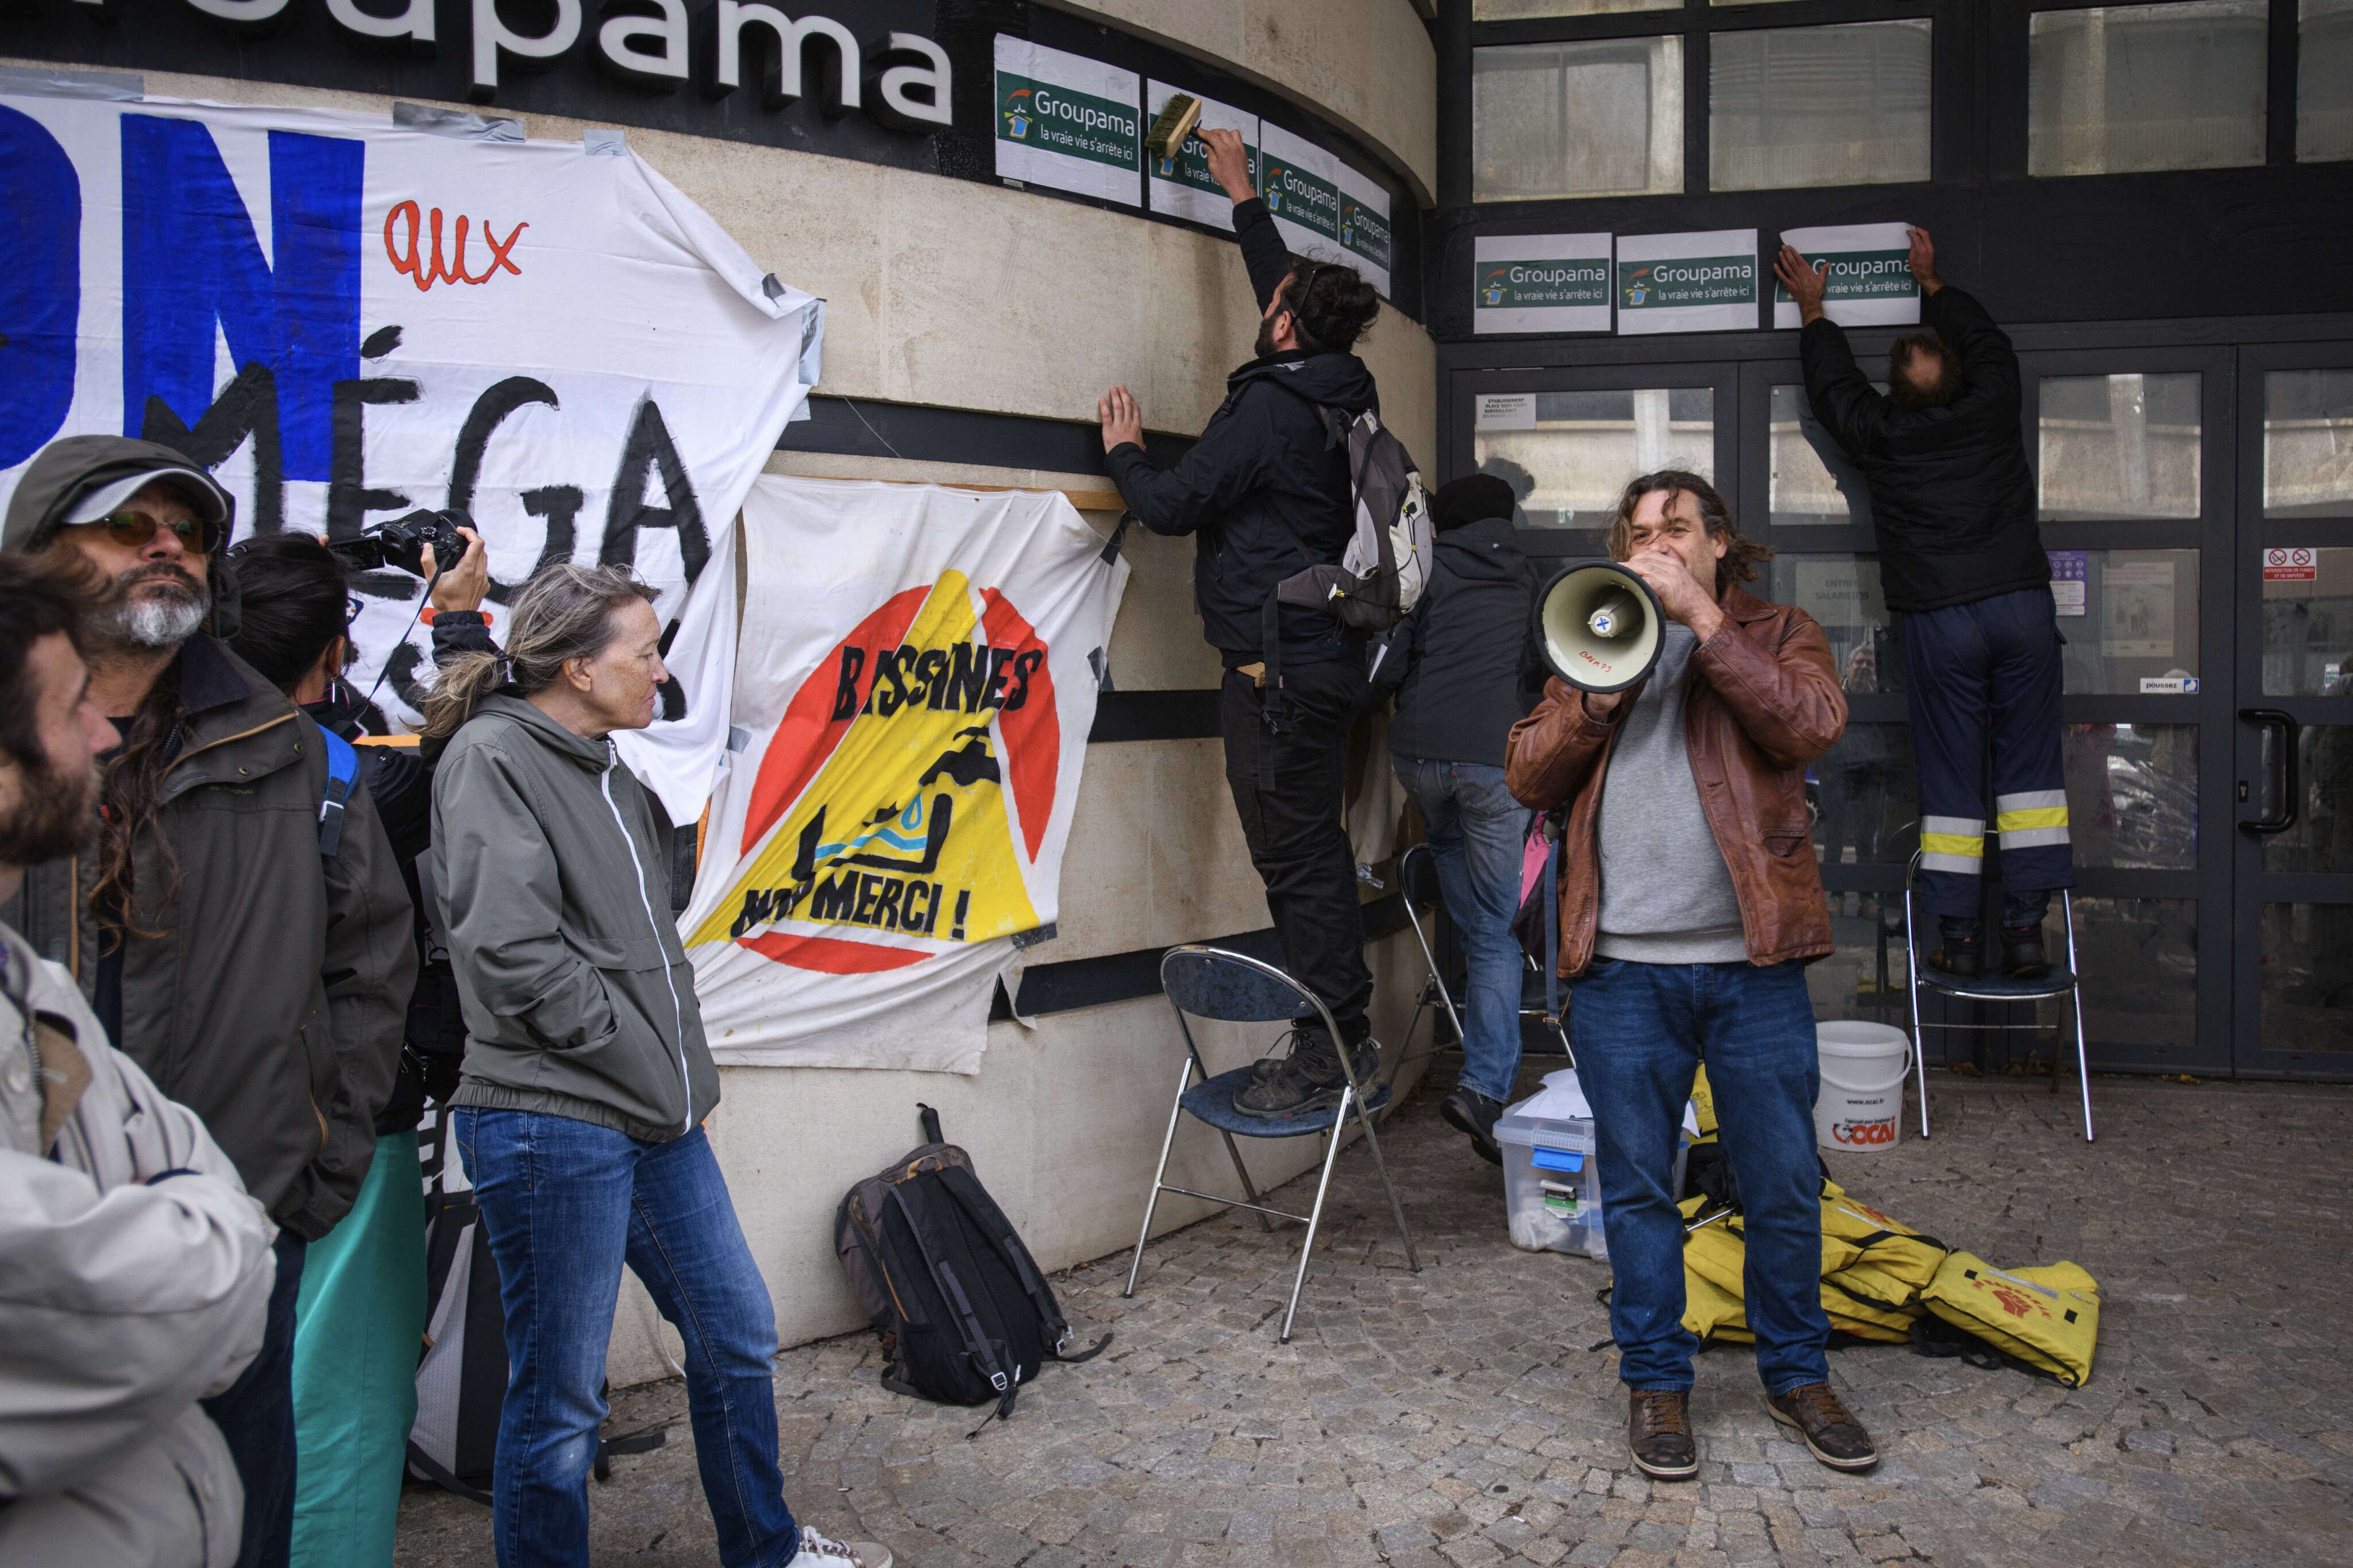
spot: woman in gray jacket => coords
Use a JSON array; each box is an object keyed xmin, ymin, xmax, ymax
[{"xmin": 425, "ymin": 565, "xmax": 887, "ymax": 1568}]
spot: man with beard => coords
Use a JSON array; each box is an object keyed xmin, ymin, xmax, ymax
[
  {"xmin": 1096, "ymin": 127, "xmax": 1388, "ymax": 1118},
  {"xmin": 0, "ymin": 436, "xmax": 413, "ymax": 1568},
  {"xmin": 1776, "ymin": 230, "xmax": 2073, "ymax": 981},
  {"xmin": 0, "ymin": 553, "xmax": 280, "ymax": 1566}
]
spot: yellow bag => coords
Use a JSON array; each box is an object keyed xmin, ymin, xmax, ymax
[
  {"xmin": 1681, "ymin": 1198, "xmax": 1889, "ymax": 1340},
  {"xmin": 1819, "ymin": 1279, "xmax": 1920, "ymax": 1342},
  {"xmin": 1921, "ymin": 1253, "xmax": 2101, "ymax": 1387},
  {"xmin": 1688, "ymin": 1065, "xmax": 1719, "ymax": 1138},
  {"xmin": 1681, "ymin": 1261, "xmax": 1752, "ymax": 1344},
  {"xmin": 1819, "ymin": 1185, "xmax": 1947, "ymax": 1311}
]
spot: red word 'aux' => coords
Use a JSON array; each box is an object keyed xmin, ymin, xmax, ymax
[{"xmin": 383, "ymin": 202, "xmax": 528, "ymax": 292}]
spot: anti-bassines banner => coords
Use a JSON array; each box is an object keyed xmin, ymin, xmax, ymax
[
  {"xmin": 680, "ymin": 476, "xmax": 1129, "ymax": 1073},
  {"xmin": 0, "ymin": 90, "xmax": 821, "ymax": 820}
]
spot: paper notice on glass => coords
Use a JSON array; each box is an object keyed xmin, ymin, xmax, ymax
[
  {"xmin": 1616, "ymin": 230, "xmax": 1760, "ymax": 335},
  {"xmin": 1792, "ymin": 558, "xmax": 1888, "ymax": 628},
  {"xmin": 1773, "ymin": 222, "xmax": 1920, "ymax": 329},
  {"xmin": 1474, "ymin": 233, "xmax": 1613, "ymax": 334},
  {"xmin": 1475, "ymin": 393, "xmax": 1537, "ymax": 431},
  {"xmin": 2049, "ymin": 549, "xmax": 2089, "ymax": 617},
  {"xmin": 1145, "ymin": 83, "xmax": 1256, "ymax": 230},
  {"xmin": 994, "ymin": 36, "xmax": 1141, "ymax": 207},
  {"xmin": 2102, "ymin": 559, "xmax": 2177, "ymax": 658}
]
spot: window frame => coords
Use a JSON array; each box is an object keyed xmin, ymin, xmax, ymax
[
  {"xmin": 1468, "ymin": 0, "xmax": 1945, "ymax": 199},
  {"xmin": 1456, "ymin": 0, "xmax": 2315, "ymax": 204}
]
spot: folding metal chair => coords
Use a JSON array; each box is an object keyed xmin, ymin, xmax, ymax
[
  {"xmin": 1382, "ymin": 844, "xmax": 1466, "ymax": 1092},
  {"xmin": 1903, "ymin": 852, "xmax": 2094, "ymax": 1142},
  {"xmin": 1123, "ymin": 945, "xmax": 1421, "ymax": 1342}
]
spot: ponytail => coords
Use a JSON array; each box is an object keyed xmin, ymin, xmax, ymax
[{"xmin": 419, "ymin": 562, "xmax": 655, "ymax": 738}]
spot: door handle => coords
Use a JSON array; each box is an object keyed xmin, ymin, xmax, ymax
[{"xmin": 2238, "ymin": 708, "xmax": 2300, "ymax": 836}]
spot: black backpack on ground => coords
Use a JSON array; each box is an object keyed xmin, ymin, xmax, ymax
[{"xmin": 835, "ymin": 1107, "xmax": 1109, "ymax": 1427}]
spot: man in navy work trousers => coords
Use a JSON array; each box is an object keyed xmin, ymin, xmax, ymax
[
  {"xmin": 1777, "ymin": 229, "xmax": 2073, "ymax": 980},
  {"xmin": 1099, "ymin": 126, "xmax": 1387, "ymax": 1119},
  {"xmin": 1367, "ymin": 473, "xmax": 1544, "ymax": 1162},
  {"xmin": 1509, "ymin": 472, "xmax": 1877, "ymax": 1480}
]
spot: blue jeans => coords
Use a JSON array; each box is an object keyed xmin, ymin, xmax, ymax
[
  {"xmin": 1395, "ymin": 758, "xmax": 1531, "ymax": 1104},
  {"xmin": 201, "ymin": 1231, "xmax": 306, "ymax": 1568},
  {"xmin": 454, "ymin": 1110, "xmax": 797, "ymax": 1568},
  {"xmin": 1569, "ymin": 959, "xmax": 1830, "ymax": 1396},
  {"xmin": 1896, "ymin": 587, "xmax": 2074, "ymax": 920}
]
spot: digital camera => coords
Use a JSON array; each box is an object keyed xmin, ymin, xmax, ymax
[{"xmin": 327, "ymin": 508, "xmax": 470, "ymax": 578}]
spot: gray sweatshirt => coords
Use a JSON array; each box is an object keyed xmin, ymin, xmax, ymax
[
  {"xmin": 431, "ymin": 696, "xmax": 719, "ymax": 1142},
  {"xmin": 1593, "ymin": 624, "xmax": 1749, "ymax": 964}
]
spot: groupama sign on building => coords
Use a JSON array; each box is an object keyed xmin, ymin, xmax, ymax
[
  {"xmin": 1473, "ymin": 231, "xmax": 1611, "ymax": 334},
  {"xmin": 1615, "ymin": 228, "xmax": 1761, "ymax": 336},
  {"xmin": 1772, "ymin": 222, "xmax": 1922, "ymax": 329},
  {"xmin": 993, "ymin": 36, "xmax": 1394, "ymax": 297}
]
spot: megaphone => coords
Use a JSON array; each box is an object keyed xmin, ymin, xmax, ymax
[{"xmin": 1536, "ymin": 559, "xmax": 1665, "ymax": 693}]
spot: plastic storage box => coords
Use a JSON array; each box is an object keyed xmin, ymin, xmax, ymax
[{"xmin": 1496, "ymin": 1092, "xmax": 1689, "ymax": 1262}]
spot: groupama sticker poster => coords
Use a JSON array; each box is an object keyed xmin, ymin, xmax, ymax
[
  {"xmin": 0, "ymin": 89, "xmax": 822, "ymax": 821},
  {"xmin": 680, "ymin": 476, "xmax": 1129, "ymax": 1073}
]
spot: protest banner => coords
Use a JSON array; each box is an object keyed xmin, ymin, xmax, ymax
[
  {"xmin": 0, "ymin": 89, "xmax": 821, "ymax": 820},
  {"xmin": 680, "ymin": 476, "xmax": 1129, "ymax": 1073}
]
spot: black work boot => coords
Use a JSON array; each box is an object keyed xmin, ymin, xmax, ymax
[
  {"xmin": 1765, "ymin": 1382, "xmax": 1879, "ymax": 1472},
  {"xmin": 1234, "ymin": 1027, "xmax": 1378, "ymax": 1118},
  {"xmin": 1926, "ymin": 933, "xmax": 1982, "ymax": 980},
  {"xmin": 1626, "ymin": 1389, "xmax": 1699, "ymax": 1481},
  {"xmin": 2001, "ymin": 924, "xmax": 2050, "ymax": 980},
  {"xmin": 1440, "ymin": 1086, "xmax": 1504, "ymax": 1165}
]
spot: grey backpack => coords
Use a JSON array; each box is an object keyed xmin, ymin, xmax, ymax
[{"xmin": 1275, "ymin": 407, "xmax": 1432, "ymax": 632}]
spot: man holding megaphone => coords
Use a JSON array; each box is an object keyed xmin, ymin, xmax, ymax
[{"xmin": 1507, "ymin": 473, "xmax": 1877, "ymax": 1482}]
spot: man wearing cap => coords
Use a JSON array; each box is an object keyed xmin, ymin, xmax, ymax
[
  {"xmin": 0, "ymin": 436, "xmax": 413, "ymax": 1568},
  {"xmin": 1366, "ymin": 474, "xmax": 1545, "ymax": 1161}
]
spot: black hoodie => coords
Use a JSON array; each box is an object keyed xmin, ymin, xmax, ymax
[
  {"xmin": 1371, "ymin": 516, "xmax": 1546, "ymax": 767},
  {"xmin": 1105, "ymin": 198, "xmax": 1378, "ymax": 669}
]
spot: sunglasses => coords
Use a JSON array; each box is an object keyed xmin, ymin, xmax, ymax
[{"xmin": 76, "ymin": 508, "xmax": 222, "ymax": 554}]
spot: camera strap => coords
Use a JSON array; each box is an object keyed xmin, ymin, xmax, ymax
[{"xmin": 315, "ymin": 725, "xmax": 359, "ymax": 858}]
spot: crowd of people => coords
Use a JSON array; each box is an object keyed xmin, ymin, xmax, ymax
[
  {"xmin": 0, "ymin": 439, "xmax": 886, "ymax": 1567},
  {"xmin": 0, "ymin": 119, "xmax": 2069, "ymax": 1559},
  {"xmin": 1103, "ymin": 162, "xmax": 2068, "ymax": 1480}
]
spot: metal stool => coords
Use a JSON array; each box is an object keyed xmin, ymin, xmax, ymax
[
  {"xmin": 1123, "ymin": 945, "xmax": 1421, "ymax": 1342},
  {"xmin": 1382, "ymin": 844, "xmax": 1467, "ymax": 1092},
  {"xmin": 1903, "ymin": 854, "xmax": 2094, "ymax": 1142}
]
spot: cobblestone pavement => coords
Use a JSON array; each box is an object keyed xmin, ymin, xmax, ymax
[{"xmin": 394, "ymin": 1071, "xmax": 2353, "ymax": 1567}]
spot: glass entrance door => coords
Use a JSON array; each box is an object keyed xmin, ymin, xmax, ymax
[
  {"xmin": 1451, "ymin": 335, "xmax": 2353, "ymax": 1082},
  {"xmin": 2235, "ymin": 345, "xmax": 2353, "ymax": 1076},
  {"xmin": 2018, "ymin": 347, "xmax": 2235, "ymax": 1076}
]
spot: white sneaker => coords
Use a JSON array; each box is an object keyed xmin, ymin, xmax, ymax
[{"xmin": 794, "ymin": 1526, "xmax": 893, "ymax": 1568}]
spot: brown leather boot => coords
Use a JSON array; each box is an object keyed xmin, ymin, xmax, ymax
[
  {"xmin": 1765, "ymin": 1382, "xmax": 1879, "ymax": 1471},
  {"xmin": 1626, "ymin": 1388, "xmax": 1698, "ymax": 1480}
]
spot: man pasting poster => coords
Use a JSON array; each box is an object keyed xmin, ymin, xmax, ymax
[{"xmin": 680, "ymin": 475, "xmax": 1129, "ymax": 1073}]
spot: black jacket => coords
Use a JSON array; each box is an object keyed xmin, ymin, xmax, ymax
[
  {"xmin": 1371, "ymin": 517, "xmax": 1546, "ymax": 767},
  {"xmin": 1799, "ymin": 285, "xmax": 2048, "ymax": 614},
  {"xmin": 1105, "ymin": 198, "xmax": 1377, "ymax": 668},
  {"xmin": 303, "ymin": 611, "xmax": 502, "ymax": 1133}
]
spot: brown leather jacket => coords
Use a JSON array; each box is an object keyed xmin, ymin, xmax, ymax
[{"xmin": 1505, "ymin": 583, "xmax": 1847, "ymax": 978}]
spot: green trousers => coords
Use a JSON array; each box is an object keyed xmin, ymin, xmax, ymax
[{"xmin": 289, "ymin": 1130, "xmax": 427, "ymax": 1568}]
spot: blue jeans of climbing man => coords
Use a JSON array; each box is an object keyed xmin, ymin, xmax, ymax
[
  {"xmin": 1897, "ymin": 587, "xmax": 2075, "ymax": 929},
  {"xmin": 1394, "ymin": 758, "xmax": 1532, "ymax": 1103},
  {"xmin": 1569, "ymin": 957, "xmax": 1830, "ymax": 1396},
  {"xmin": 454, "ymin": 1110, "xmax": 798, "ymax": 1568}
]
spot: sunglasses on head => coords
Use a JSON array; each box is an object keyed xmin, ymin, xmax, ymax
[{"xmin": 78, "ymin": 508, "xmax": 222, "ymax": 554}]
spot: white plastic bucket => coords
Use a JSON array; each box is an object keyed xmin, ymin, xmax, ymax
[{"xmin": 1815, "ymin": 1022, "xmax": 1910, "ymax": 1153}]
